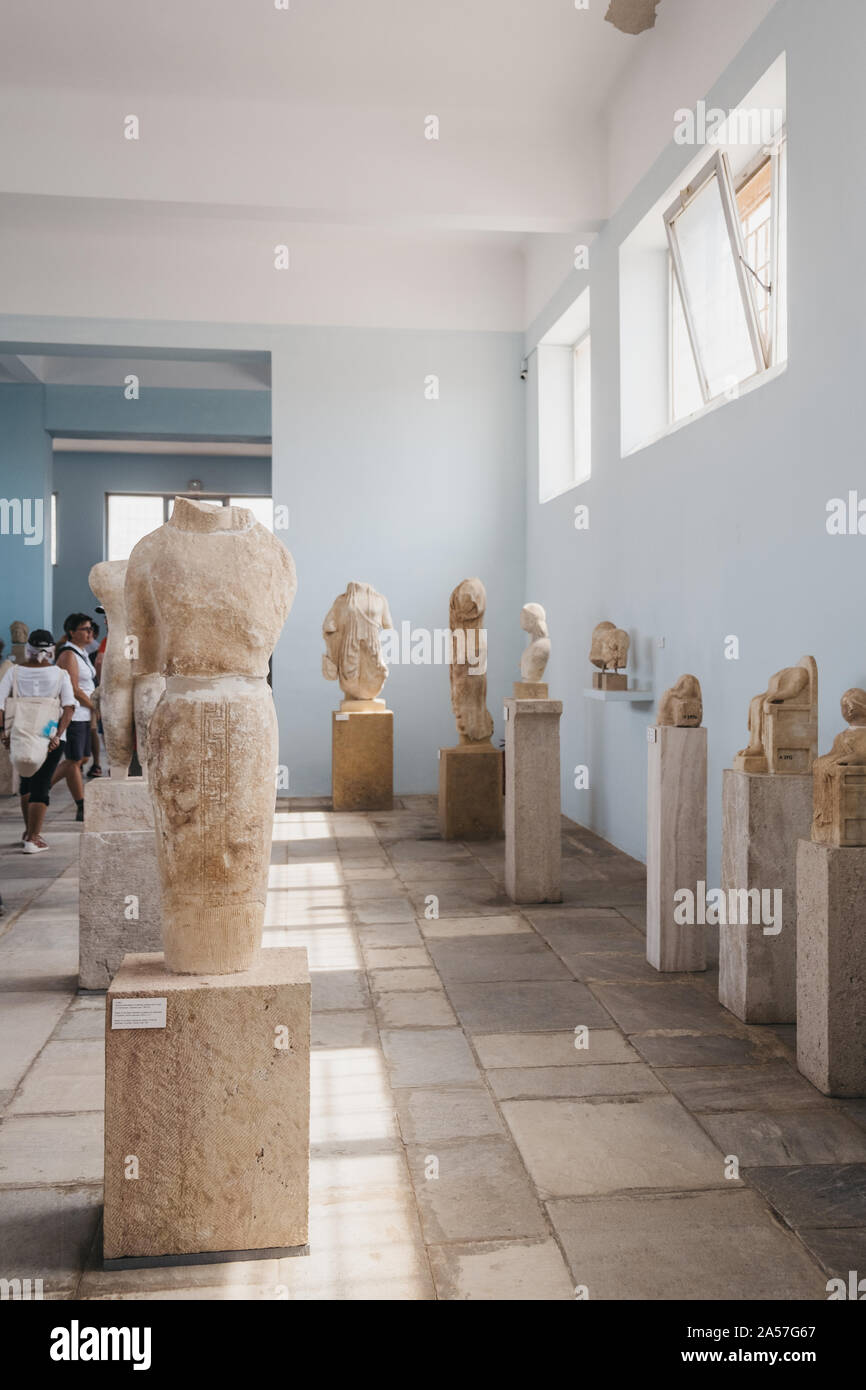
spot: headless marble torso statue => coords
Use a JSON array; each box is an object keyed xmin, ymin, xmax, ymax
[
  {"xmin": 89, "ymin": 559, "xmax": 165, "ymax": 777},
  {"xmin": 322, "ymin": 582, "xmax": 393, "ymax": 707},
  {"xmin": 733, "ymin": 655, "xmax": 818, "ymax": 775},
  {"xmin": 590, "ymin": 620, "xmax": 629, "ymax": 673},
  {"xmin": 657, "ymin": 674, "xmax": 703, "ymax": 728},
  {"xmin": 812, "ymin": 688, "xmax": 866, "ymax": 846},
  {"xmin": 449, "ymin": 578, "xmax": 494, "ymax": 744},
  {"xmin": 125, "ymin": 497, "xmax": 297, "ymax": 974},
  {"xmin": 514, "ymin": 603, "xmax": 550, "ymax": 699}
]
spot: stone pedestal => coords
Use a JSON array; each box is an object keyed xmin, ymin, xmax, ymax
[
  {"xmin": 0, "ymin": 740, "xmax": 13, "ymax": 795},
  {"xmin": 593, "ymin": 672, "xmax": 627, "ymax": 691},
  {"xmin": 331, "ymin": 706, "xmax": 393, "ymax": 811},
  {"xmin": 79, "ymin": 779, "xmax": 161, "ymax": 991},
  {"xmin": 646, "ymin": 726, "xmax": 707, "ymax": 972},
  {"xmin": 103, "ymin": 948, "xmax": 310, "ymax": 1265},
  {"xmin": 719, "ymin": 770, "xmax": 811, "ymax": 1023},
  {"xmin": 504, "ymin": 698, "xmax": 562, "ymax": 904},
  {"xmin": 796, "ymin": 840, "xmax": 866, "ymax": 1096},
  {"xmin": 513, "ymin": 681, "xmax": 548, "ymax": 700},
  {"xmin": 438, "ymin": 744, "xmax": 504, "ymax": 840}
]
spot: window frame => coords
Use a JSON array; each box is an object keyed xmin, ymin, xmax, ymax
[
  {"xmin": 664, "ymin": 148, "xmax": 769, "ymax": 409},
  {"xmin": 571, "ymin": 331, "xmax": 592, "ymax": 490},
  {"xmin": 105, "ymin": 491, "xmax": 273, "ymax": 562}
]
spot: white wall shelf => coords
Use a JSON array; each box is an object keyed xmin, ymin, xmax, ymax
[{"xmin": 584, "ymin": 688, "xmax": 653, "ymax": 703}]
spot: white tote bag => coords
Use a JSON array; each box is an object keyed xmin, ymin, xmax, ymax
[{"xmin": 4, "ymin": 666, "xmax": 63, "ymax": 779}]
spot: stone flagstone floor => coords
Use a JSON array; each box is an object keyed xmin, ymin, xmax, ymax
[{"xmin": 1, "ymin": 788, "xmax": 865, "ymax": 1299}]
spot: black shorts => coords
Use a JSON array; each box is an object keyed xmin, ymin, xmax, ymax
[
  {"xmin": 64, "ymin": 722, "xmax": 90, "ymax": 761},
  {"xmin": 19, "ymin": 741, "xmax": 65, "ymax": 806}
]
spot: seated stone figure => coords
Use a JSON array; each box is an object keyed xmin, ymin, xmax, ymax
[
  {"xmin": 657, "ymin": 674, "xmax": 703, "ymax": 728},
  {"xmin": 812, "ymin": 688, "xmax": 866, "ymax": 846},
  {"xmin": 733, "ymin": 655, "xmax": 818, "ymax": 775}
]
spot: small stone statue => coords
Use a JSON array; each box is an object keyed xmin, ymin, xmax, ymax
[
  {"xmin": 590, "ymin": 620, "xmax": 630, "ymax": 691},
  {"xmin": 322, "ymin": 582, "xmax": 393, "ymax": 705},
  {"xmin": 733, "ymin": 655, "xmax": 818, "ymax": 775},
  {"xmin": 514, "ymin": 603, "xmax": 550, "ymax": 699},
  {"xmin": 657, "ymin": 674, "xmax": 703, "ymax": 728},
  {"xmin": 812, "ymin": 689, "xmax": 866, "ymax": 846},
  {"xmin": 449, "ymin": 578, "xmax": 494, "ymax": 744},
  {"xmin": 10, "ymin": 620, "xmax": 27, "ymax": 664}
]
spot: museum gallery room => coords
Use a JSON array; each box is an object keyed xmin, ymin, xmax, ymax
[{"xmin": 0, "ymin": 0, "xmax": 864, "ymax": 1322}]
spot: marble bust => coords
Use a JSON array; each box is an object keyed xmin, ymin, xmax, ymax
[
  {"xmin": 125, "ymin": 497, "xmax": 297, "ymax": 974},
  {"xmin": 514, "ymin": 603, "xmax": 550, "ymax": 699},
  {"xmin": 449, "ymin": 578, "xmax": 494, "ymax": 744},
  {"xmin": 590, "ymin": 621, "xmax": 629, "ymax": 673},
  {"xmin": 733, "ymin": 655, "xmax": 818, "ymax": 775},
  {"xmin": 322, "ymin": 582, "xmax": 393, "ymax": 705},
  {"xmin": 657, "ymin": 674, "xmax": 703, "ymax": 728},
  {"xmin": 812, "ymin": 688, "xmax": 866, "ymax": 846}
]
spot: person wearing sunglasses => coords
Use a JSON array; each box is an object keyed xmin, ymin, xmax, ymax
[{"xmin": 51, "ymin": 612, "xmax": 98, "ymax": 821}]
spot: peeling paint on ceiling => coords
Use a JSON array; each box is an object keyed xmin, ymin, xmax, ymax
[{"xmin": 605, "ymin": 0, "xmax": 662, "ymax": 36}]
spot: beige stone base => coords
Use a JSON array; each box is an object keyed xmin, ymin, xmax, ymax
[
  {"xmin": 513, "ymin": 681, "xmax": 549, "ymax": 699},
  {"xmin": 796, "ymin": 840, "xmax": 866, "ymax": 1096},
  {"xmin": 438, "ymin": 743, "xmax": 504, "ymax": 840},
  {"xmin": 646, "ymin": 726, "xmax": 707, "ymax": 972},
  {"xmin": 103, "ymin": 948, "xmax": 311, "ymax": 1261},
  {"xmin": 592, "ymin": 672, "xmax": 627, "ymax": 691},
  {"xmin": 332, "ymin": 708, "xmax": 393, "ymax": 811},
  {"xmin": 504, "ymin": 698, "xmax": 562, "ymax": 903},
  {"xmin": 85, "ymin": 776, "xmax": 154, "ymax": 832}
]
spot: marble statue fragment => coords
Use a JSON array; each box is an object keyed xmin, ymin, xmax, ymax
[
  {"xmin": 10, "ymin": 620, "xmax": 27, "ymax": 664},
  {"xmin": 733, "ymin": 656, "xmax": 818, "ymax": 775},
  {"xmin": 657, "ymin": 674, "xmax": 703, "ymax": 728},
  {"xmin": 125, "ymin": 497, "xmax": 297, "ymax": 975},
  {"xmin": 590, "ymin": 620, "xmax": 630, "ymax": 690},
  {"xmin": 449, "ymin": 578, "xmax": 493, "ymax": 744},
  {"xmin": 605, "ymin": 0, "xmax": 662, "ymax": 36},
  {"xmin": 322, "ymin": 582, "xmax": 393, "ymax": 705},
  {"xmin": 90, "ymin": 560, "xmax": 165, "ymax": 776},
  {"xmin": 811, "ymin": 688, "xmax": 866, "ymax": 846}
]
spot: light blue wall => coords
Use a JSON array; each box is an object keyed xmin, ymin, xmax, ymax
[
  {"xmin": 525, "ymin": 0, "xmax": 866, "ymax": 884},
  {"xmin": 0, "ymin": 383, "xmax": 52, "ymax": 643},
  {"xmin": 44, "ymin": 384, "xmax": 270, "ymax": 443},
  {"xmin": 271, "ymin": 327, "xmax": 525, "ymax": 796},
  {"xmin": 52, "ymin": 451, "xmax": 271, "ymax": 636}
]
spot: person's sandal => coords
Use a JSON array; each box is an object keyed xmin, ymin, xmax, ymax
[{"xmin": 87, "ymin": 765, "xmax": 103, "ymax": 779}]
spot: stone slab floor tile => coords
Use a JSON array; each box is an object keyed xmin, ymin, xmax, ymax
[
  {"xmin": 547, "ymin": 1189, "xmax": 827, "ymax": 1300},
  {"xmin": 0, "ymin": 1112, "xmax": 104, "ymax": 1186},
  {"xmin": 369, "ymin": 967, "xmax": 441, "ymax": 992},
  {"xmin": 657, "ymin": 1061, "xmax": 831, "ymax": 1114},
  {"xmin": 0, "ymin": 1184, "xmax": 102, "ymax": 1297},
  {"xmin": 590, "ymin": 982, "xmax": 743, "ymax": 1037},
  {"xmin": 357, "ymin": 922, "xmax": 426, "ymax": 950},
  {"xmin": 347, "ymin": 880, "xmax": 413, "ymax": 902},
  {"xmin": 52, "ymin": 1000, "xmax": 106, "ymax": 1042},
  {"xmin": 428, "ymin": 1237, "xmax": 575, "ymax": 1301},
  {"xmin": 474, "ymin": 1030, "xmax": 639, "ymax": 1069},
  {"xmin": 564, "ymin": 952, "xmax": 704, "ymax": 985},
  {"xmin": 447, "ymin": 980, "xmax": 613, "ymax": 1035},
  {"xmin": 699, "ymin": 1111, "xmax": 866, "ymax": 1166},
  {"xmin": 310, "ymin": 969, "xmax": 371, "ymax": 1012},
  {"xmin": 386, "ymin": 840, "xmax": 474, "ymax": 862},
  {"xmin": 487, "ymin": 1062, "xmax": 665, "ymax": 1102},
  {"xmin": 406, "ymin": 1137, "xmax": 548, "ymax": 1244},
  {"xmin": 407, "ymin": 883, "xmax": 514, "ymax": 916},
  {"xmin": 362, "ymin": 945, "xmax": 432, "ymax": 971},
  {"xmin": 420, "ymin": 914, "xmax": 532, "ymax": 939},
  {"xmin": 354, "ymin": 899, "xmax": 417, "ymax": 925},
  {"xmin": 376, "ymin": 991, "xmax": 457, "ymax": 1029},
  {"xmin": 794, "ymin": 1227, "xmax": 866, "ymax": 1281},
  {"xmin": 629, "ymin": 1034, "xmax": 769, "ymax": 1068},
  {"xmin": 311, "ymin": 1009, "xmax": 378, "ymax": 1049},
  {"xmin": 745, "ymin": 1164, "xmax": 866, "ymax": 1230},
  {"xmin": 395, "ymin": 860, "xmax": 497, "ymax": 883},
  {"xmin": 502, "ymin": 1095, "xmax": 731, "ymax": 1198},
  {"xmin": 394, "ymin": 1087, "xmax": 504, "ymax": 1144},
  {"xmin": 8, "ymin": 1039, "xmax": 105, "ymax": 1115},
  {"xmin": 380, "ymin": 1028, "xmax": 481, "ymax": 1089},
  {"xmin": 427, "ymin": 934, "xmax": 574, "ymax": 984},
  {"xmin": 527, "ymin": 912, "xmax": 645, "ymax": 955},
  {"xmin": 0, "ymin": 991, "xmax": 72, "ymax": 1108}
]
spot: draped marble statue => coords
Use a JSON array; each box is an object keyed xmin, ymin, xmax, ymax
[
  {"xmin": 733, "ymin": 655, "xmax": 818, "ymax": 775},
  {"xmin": 322, "ymin": 582, "xmax": 393, "ymax": 705},
  {"xmin": 449, "ymin": 577, "xmax": 494, "ymax": 744},
  {"xmin": 125, "ymin": 497, "xmax": 297, "ymax": 974}
]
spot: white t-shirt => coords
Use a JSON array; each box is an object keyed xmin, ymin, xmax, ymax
[
  {"xmin": 0, "ymin": 664, "xmax": 76, "ymax": 741},
  {"xmin": 57, "ymin": 642, "xmax": 96, "ymax": 722}
]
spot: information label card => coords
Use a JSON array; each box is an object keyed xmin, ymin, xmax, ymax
[{"xmin": 111, "ymin": 997, "xmax": 168, "ymax": 1030}]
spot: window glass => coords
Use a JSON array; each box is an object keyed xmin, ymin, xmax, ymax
[{"xmin": 107, "ymin": 495, "xmax": 164, "ymax": 562}]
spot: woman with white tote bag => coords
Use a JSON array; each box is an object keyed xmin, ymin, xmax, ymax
[{"xmin": 0, "ymin": 630, "xmax": 77, "ymax": 852}]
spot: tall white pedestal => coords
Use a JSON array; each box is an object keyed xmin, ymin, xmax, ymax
[
  {"xmin": 504, "ymin": 698, "xmax": 563, "ymax": 904},
  {"xmin": 796, "ymin": 840, "xmax": 866, "ymax": 1097},
  {"xmin": 646, "ymin": 726, "xmax": 707, "ymax": 972},
  {"xmin": 719, "ymin": 770, "xmax": 811, "ymax": 1023}
]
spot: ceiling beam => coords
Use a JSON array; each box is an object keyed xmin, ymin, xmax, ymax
[{"xmin": 0, "ymin": 353, "xmax": 43, "ymax": 384}]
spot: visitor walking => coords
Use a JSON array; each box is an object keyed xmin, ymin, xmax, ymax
[
  {"xmin": 0, "ymin": 630, "xmax": 76, "ymax": 852},
  {"xmin": 52, "ymin": 613, "xmax": 97, "ymax": 822}
]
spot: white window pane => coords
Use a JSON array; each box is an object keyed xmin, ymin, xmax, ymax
[
  {"xmin": 107, "ymin": 495, "xmax": 165, "ymax": 562},
  {"xmin": 673, "ymin": 173, "xmax": 758, "ymax": 398},
  {"xmin": 572, "ymin": 338, "xmax": 591, "ymax": 485},
  {"xmin": 671, "ymin": 266, "xmax": 704, "ymax": 422},
  {"xmin": 51, "ymin": 493, "xmax": 57, "ymax": 566},
  {"xmin": 231, "ymin": 496, "xmax": 273, "ymax": 531}
]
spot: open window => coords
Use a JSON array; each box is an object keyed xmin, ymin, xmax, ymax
[{"xmin": 667, "ymin": 137, "xmax": 786, "ymax": 415}]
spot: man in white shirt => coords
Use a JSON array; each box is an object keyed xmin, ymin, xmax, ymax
[
  {"xmin": 51, "ymin": 613, "xmax": 97, "ymax": 822},
  {"xmin": 0, "ymin": 629, "xmax": 76, "ymax": 851}
]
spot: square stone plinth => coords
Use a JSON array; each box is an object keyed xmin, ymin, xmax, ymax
[
  {"xmin": 85, "ymin": 776, "xmax": 154, "ymax": 831},
  {"xmin": 331, "ymin": 708, "xmax": 393, "ymax": 811},
  {"xmin": 79, "ymin": 828, "xmax": 162, "ymax": 990},
  {"xmin": 719, "ymin": 770, "xmax": 812, "ymax": 1023},
  {"xmin": 592, "ymin": 672, "xmax": 627, "ymax": 691},
  {"xmin": 646, "ymin": 726, "xmax": 706, "ymax": 972},
  {"xmin": 504, "ymin": 698, "xmax": 562, "ymax": 904},
  {"xmin": 103, "ymin": 948, "xmax": 310, "ymax": 1262},
  {"xmin": 796, "ymin": 840, "xmax": 866, "ymax": 1096},
  {"xmin": 438, "ymin": 744, "xmax": 504, "ymax": 841}
]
